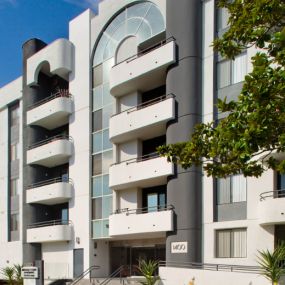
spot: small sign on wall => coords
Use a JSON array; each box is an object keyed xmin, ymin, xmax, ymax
[
  {"xmin": 21, "ymin": 267, "xmax": 39, "ymax": 279},
  {"xmin": 171, "ymin": 241, "xmax": 188, "ymax": 253}
]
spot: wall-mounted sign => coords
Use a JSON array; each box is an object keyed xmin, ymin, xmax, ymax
[
  {"xmin": 21, "ymin": 267, "xmax": 39, "ymax": 279},
  {"xmin": 171, "ymin": 241, "xmax": 188, "ymax": 253}
]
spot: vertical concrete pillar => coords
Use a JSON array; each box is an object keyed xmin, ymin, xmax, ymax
[{"xmin": 166, "ymin": 0, "xmax": 203, "ymax": 263}]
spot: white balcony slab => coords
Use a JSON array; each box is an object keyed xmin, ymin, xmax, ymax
[
  {"xmin": 26, "ymin": 182, "xmax": 72, "ymax": 205},
  {"xmin": 110, "ymin": 40, "xmax": 176, "ymax": 97},
  {"xmin": 109, "ymin": 210, "xmax": 173, "ymax": 237},
  {"xmin": 27, "ymin": 96, "xmax": 73, "ymax": 130},
  {"xmin": 109, "ymin": 157, "xmax": 174, "ymax": 190},
  {"xmin": 27, "ymin": 139, "xmax": 72, "ymax": 168},
  {"xmin": 110, "ymin": 97, "xmax": 175, "ymax": 143},
  {"xmin": 27, "ymin": 39, "xmax": 74, "ymax": 86},
  {"xmin": 27, "ymin": 224, "xmax": 72, "ymax": 243},
  {"xmin": 259, "ymin": 197, "xmax": 285, "ymax": 225}
]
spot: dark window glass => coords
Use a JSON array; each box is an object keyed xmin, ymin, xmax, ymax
[
  {"xmin": 93, "ymin": 109, "xmax": 103, "ymax": 132},
  {"xmin": 10, "ymin": 214, "xmax": 19, "ymax": 231},
  {"xmin": 92, "ymin": 198, "xmax": 102, "ymax": 219},
  {"xmin": 11, "ymin": 178, "xmax": 19, "ymax": 196},
  {"xmin": 10, "ymin": 104, "xmax": 20, "ymax": 127},
  {"xmin": 92, "ymin": 154, "xmax": 102, "ymax": 176},
  {"xmin": 93, "ymin": 64, "xmax": 103, "ymax": 87}
]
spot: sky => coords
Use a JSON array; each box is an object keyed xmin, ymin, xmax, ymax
[{"xmin": 0, "ymin": 0, "xmax": 101, "ymax": 88}]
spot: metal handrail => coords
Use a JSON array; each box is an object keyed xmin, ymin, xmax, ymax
[
  {"xmin": 112, "ymin": 204, "xmax": 174, "ymax": 215},
  {"xmin": 159, "ymin": 261, "xmax": 261, "ymax": 274},
  {"xmin": 260, "ymin": 189, "xmax": 285, "ymax": 201},
  {"xmin": 27, "ymin": 219, "xmax": 72, "ymax": 229},
  {"xmin": 26, "ymin": 177, "xmax": 73, "ymax": 190},
  {"xmin": 111, "ymin": 93, "xmax": 175, "ymax": 117},
  {"xmin": 99, "ymin": 265, "xmax": 125, "ymax": 285},
  {"xmin": 27, "ymin": 90, "xmax": 72, "ymax": 111},
  {"xmin": 113, "ymin": 36, "xmax": 175, "ymax": 67},
  {"xmin": 111, "ymin": 151, "xmax": 160, "ymax": 167},
  {"xmin": 70, "ymin": 265, "xmax": 100, "ymax": 285},
  {"xmin": 27, "ymin": 134, "xmax": 72, "ymax": 150}
]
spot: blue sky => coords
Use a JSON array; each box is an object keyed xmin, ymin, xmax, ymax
[{"xmin": 0, "ymin": 0, "xmax": 100, "ymax": 88}]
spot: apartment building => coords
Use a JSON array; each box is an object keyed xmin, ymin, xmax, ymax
[{"xmin": 0, "ymin": 0, "xmax": 281, "ymax": 284}]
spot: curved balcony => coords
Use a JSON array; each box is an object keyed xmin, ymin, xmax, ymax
[
  {"xmin": 109, "ymin": 205, "xmax": 174, "ymax": 238},
  {"xmin": 110, "ymin": 94, "xmax": 175, "ymax": 143},
  {"xmin": 26, "ymin": 177, "xmax": 73, "ymax": 205},
  {"xmin": 259, "ymin": 190, "xmax": 285, "ymax": 225},
  {"xmin": 110, "ymin": 38, "xmax": 176, "ymax": 97},
  {"xmin": 109, "ymin": 153, "xmax": 174, "ymax": 190},
  {"xmin": 26, "ymin": 39, "xmax": 74, "ymax": 86},
  {"xmin": 27, "ymin": 135, "xmax": 72, "ymax": 168},
  {"xmin": 27, "ymin": 91, "xmax": 73, "ymax": 130},
  {"xmin": 27, "ymin": 220, "xmax": 72, "ymax": 243}
]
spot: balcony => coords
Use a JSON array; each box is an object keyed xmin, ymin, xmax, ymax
[
  {"xmin": 27, "ymin": 91, "xmax": 73, "ymax": 130},
  {"xmin": 259, "ymin": 190, "xmax": 285, "ymax": 225},
  {"xmin": 27, "ymin": 220, "xmax": 72, "ymax": 243},
  {"xmin": 110, "ymin": 38, "xmax": 176, "ymax": 97},
  {"xmin": 109, "ymin": 153, "xmax": 174, "ymax": 190},
  {"xmin": 110, "ymin": 94, "xmax": 175, "ymax": 143},
  {"xmin": 26, "ymin": 177, "xmax": 73, "ymax": 205},
  {"xmin": 26, "ymin": 39, "xmax": 74, "ymax": 86},
  {"xmin": 27, "ymin": 135, "xmax": 72, "ymax": 168},
  {"xmin": 109, "ymin": 205, "xmax": 174, "ymax": 237}
]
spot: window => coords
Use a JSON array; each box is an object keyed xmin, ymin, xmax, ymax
[
  {"xmin": 217, "ymin": 53, "xmax": 247, "ymax": 89},
  {"xmin": 216, "ymin": 228, "xmax": 247, "ymax": 258},
  {"xmin": 93, "ymin": 109, "xmax": 103, "ymax": 132},
  {"xmin": 10, "ymin": 104, "xmax": 20, "ymax": 127},
  {"xmin": 10, "ymin": 178, "xmax": 19, "ymax": 196},
  {"xmin": 10, "ymin": 213, "xmax": 19, "ymax": 231},
  {"xmin": 217, "ymin": 8, "xmax": 229, "ymax": 31},
  {"xmin": 142, "ymin": 185, "xmax": 166, "ymax": 212},
  {"xmin": 10, "ymin": 142, "xmax": 19, "ymax": 161},
  {"xmin": 217, "ymin": 174, "xmax": 246, "ymax": 205}
]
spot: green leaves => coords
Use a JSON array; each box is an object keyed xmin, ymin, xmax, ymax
[
  {"xmin": 158, "ymin": 0, "xmax": 285, "ymax": 178},
  {"xmin": 137, "ymin": 259, "xmax": 160, "ymax": 285},
  {"xmin": 257, "ymin": 243, "xmax": 285, "ymax": 283},
  {"xmin": 0, "ymin": 264, "xmax": 23, "ymax": 285}
]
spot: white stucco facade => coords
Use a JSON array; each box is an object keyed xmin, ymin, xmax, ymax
[{"xmin": 0, "ymin": 0, "xmax": 282, "ymax": 285}]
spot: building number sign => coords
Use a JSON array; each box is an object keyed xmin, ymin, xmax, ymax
[{"xmin": 171, "ymin": 241, "xmax": 188, "ymax": 253}]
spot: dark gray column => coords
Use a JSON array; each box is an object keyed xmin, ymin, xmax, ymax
[
  {"xmin": 22, "ymin": 39, "xmax": 47, "ymax": 264},
  {"xmin": 166, "ymin": 0, "xmax": 202, "ymax": 263}
]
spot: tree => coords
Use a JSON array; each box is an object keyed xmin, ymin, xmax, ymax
[
  {"xmin": 13, "ymin": 264, "xmax": 23, "ymax": 285},
  {"xmin": 1, "ymin": 266, "xmax": 15, "ymax": 285},
  {"xmin": 137, "ymin": 259, "xmax": 160, "ymax": 285},
  {"xmin": 158, "ymin": 0, "xmax": 285, "ymax": 178},
  {"xmin": 257, "ymin": 243, "xmax": 285, "ymax": 285},
  {"xmin": 0, "ymin": 265, "xmax": 23, "ymax": 285}
]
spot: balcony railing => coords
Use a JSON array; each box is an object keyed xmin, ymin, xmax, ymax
[
  {"xmin": 111, "ymin": 152, "xmax": 160, "ymax": 167},
  {"xmin": 159, "ymin": 261, "xmax": 261, "ymax": 273},
  {"xmin": 27, "ymin": 90, "xmax": 72, "ymax": 111},
  {"xmin": 28, "ymin": 135, "xmax": 72, "ymax": 150},
  {"xmin": 113, "ymin": 37, "xmax": 175, "ymax": 67},
  {"xmin": 113, "ymin": 204, "xmax": 174, "ymax": 215},
  {"xmin": 259, "ymin": 189, "xmax": 285, "ymax": 201},
  {"xmin": 26, "ymin": 177, "xmax": 73, "ymax": 190},
  {"xmin": 27, "ymin": 219, "xmax": 72, "ymax": 229},
  {"xmin": 111, "ymin": 94, "xmax": 175, "ymax": 117}
]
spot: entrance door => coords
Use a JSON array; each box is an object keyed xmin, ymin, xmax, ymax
[
  {"xmin": 73, "ymin": 249, "xmax": 84, "ymax": 278},
  {"xmin": 110, "ymin": 245, "xmax": 165, "ymax": 276}
]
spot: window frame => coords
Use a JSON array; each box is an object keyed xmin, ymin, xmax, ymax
[
  {"xmin": 216, "ymin": 228, "xmax": 247, "ymax": 258},
  {"xmin": 217, "ymin": 52, "xmax": 247, "ymax": 90},
  {"xmin": 216, "ymin": 174, "xmax": 247, "ymax": 205}
]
